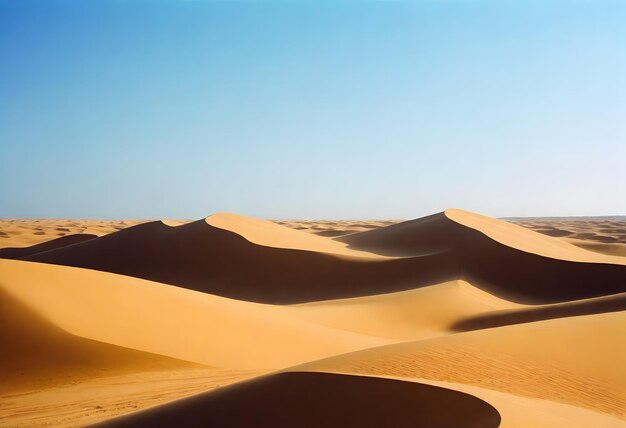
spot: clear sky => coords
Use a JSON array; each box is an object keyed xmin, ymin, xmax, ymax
[{"xmin": 1, "ymin": 0, "xmax": 625, "ymax": 219}]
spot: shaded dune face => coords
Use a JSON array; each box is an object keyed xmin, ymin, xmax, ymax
[
  {"xmin": 341, "ymin": 212, "xmax": 626, "ymax": 303},
  {"xmin": 20, "ymin": 211, "xmax": 626, "ymax": 304},
  {"xmin": 24, "ymin": 220, "xmax": 458, "ymax": 304},
  {"xmin": 96, "ymin": 372, "xmax": 501, "ymax": 428},
  {"xmin": 0, "ymin": 287, "xmax": 196, "ymax": 393},
  {"xmin": 0, "ymin": 234, "xmax": 98, "ymax": 259},
  {"xmin": 450, "ymin": 292, "xmax": 626, "ymax": 332}
]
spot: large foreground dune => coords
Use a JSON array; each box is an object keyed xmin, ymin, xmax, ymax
[{"xmin": 0, "ymin": 209, "xmax": 624, "ymax": 427}]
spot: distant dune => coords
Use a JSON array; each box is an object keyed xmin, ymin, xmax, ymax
[
  {"xmin": 0, "ymin": 233, "xmax": 97, "ymax": 259},
  {"xmin": 13, "ymin": 209, "xmax": 626, "ymax": 304}
]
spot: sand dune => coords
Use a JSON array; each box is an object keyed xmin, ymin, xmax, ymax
[
  {"xmin": 340, "ymin": 209, "xmax": 626, "ymax": 303},
  {"xmin": 21, "ymin": 218, "xmax": 457, "ymax": 303},
  {"xmin": 0, "ymin": 219, "xmax": 147, "ymax": 249},
  {"xmin": 450, "ymin": 292, "xmax": 626, "ymax": 332},
  {"xmin": 0, "ymin": 233, "xmax": 97, "ymax": 259},
  {"xmin": 0, "ymin": 284, "xmax": 197, "ymax": 394},
  {"xmin": 0, "ymin": 369, "xmax": 264, "ymax": 428},
  {"xmin": 297, "ymin": 311, "xmax": 626, "ymax": 417},
  {"xmin": 290, "ymin": 280, "xmax": 519, "ymax": 340},
  {"xmin": 11, "ymin": 210, "xmax": 625, "ymax": 304},
  {"xmin": 0, "ymin": 209, "xmax": 624, "ymax": 427},
  {"xmin": 206, "ymin": 213, "xmax": 379, "ymax": 256},
  {"xmin": 95, "ymin": 372, "xmax": 501, "ymax": 428},
  {"xmin": 0, "ymin": 259, "xmax": 392, "ymax": 370}
]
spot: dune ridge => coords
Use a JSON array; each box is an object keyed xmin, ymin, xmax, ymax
[
  {"xmin": 95, "ymin": 372, "xmax": 502, "ymax": 428},
  {"xmin": 0, "ymin": 259, "xmax": 393, "ymax": 370},
  {"xmin": 0, "ymin": 233, "xmax": 97, "ymax": 259},
  {"xmin": 296, "ymin": 312, "xmax": 626, "ymax": 417},
  {"xmin": 20, "ymin": 219, "xmax": 457, "ymax": 303},
  {"xmin": 11, "ymin": 209, "xmax": 625, "ymax": 304},
  {"xmin": 1, "ymin": 209, "xmax": 624, "ymax": 427},
  {"xmin": 0, "ymin": 285, "xmax": 198, "ymax": 394}
]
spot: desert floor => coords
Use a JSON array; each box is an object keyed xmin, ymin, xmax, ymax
[{"xmin": 0, "ymin": 210, "xmax": 624, "ymax": 427}]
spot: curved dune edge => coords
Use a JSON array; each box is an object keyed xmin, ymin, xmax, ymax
[
  {"xmin": 294, "ymin": 312, "xmax": 626, "ymax": 418},
  {"xmin": 313, "ymin": 374, "xmax": 625, "ymax": 428},
  {"xmin": 205, "ymin": 212, "xmax": 383, "ymax": 258},
  {"xmin": 93, "ymin": 372, "xmax": 501, "ymax": 428},
  {"xmin": 159, "ymin": 219, "xmax": 188, "ymax": 227},
  {"xmin": 17, "ymin": 209, "xmax": 626, "ymax": 304},
  {"xmin": 338, "ymin": 210, "xmax": 626, "ymax": 303},
  {"xmin": 0, "ymin": 259, "xmax": 393, "ymax": 370},
  {"xmin": 22, "ymin": 219, "xmax": 459, "ymax": 304},
  {"xmin": 445, "ymin": 208, "xmax": 626, "ymax": 265},
  {"xmin": 0, "ymin": 285, "xmax": 199, "ymax": 394},
  {"xmin": 0, "ymin": 233, "xmax": 98, "ymax": 259},
  {"xmin": 450, "ymin": 292, "xmax": 626, "ymax": 332},
  {"xmin": 290, "ymin": 280, "xmax": 520, "ymax": 340}
]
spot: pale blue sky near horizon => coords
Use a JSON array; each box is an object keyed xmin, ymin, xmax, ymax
[{"xmin": 1, "ymin": 0, "xmax": 625, "ymax": 220}]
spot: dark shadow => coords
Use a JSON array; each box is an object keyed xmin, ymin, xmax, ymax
[
  {"xmin": 451, "ymin": 293, "xmax": 626, "ymax": 332},
  {"xmin": 95, "ymin": 372, "xmax": 501, "ymax": 428},
  {"xmin": 0, "ymin": 234, "xmax": 98, "ymax": 259}
]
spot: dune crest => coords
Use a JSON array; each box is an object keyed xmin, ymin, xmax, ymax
[
  {"xmin": 297, "ymin": 312, "xmax": 626, "ymax": 417},
  {"xmin": 0, "ymin": 285, "xmax": 197, "ymax": 394},
  {"xmin": 205, "ymin": 212, "xmax": 381, "ymax": 257},
  {"xmin": 95, "ymin": 372, "xmax": 501, "ymax": 428},
  {"xmin": 444, "ymin": 208, "xmax": 626, "ymax": 265},
  {"xmin": 0, "ymin": 259, "xmax": 392, "ymax": 370}
]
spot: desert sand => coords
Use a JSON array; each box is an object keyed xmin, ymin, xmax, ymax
[{"xmin": 0, "ymin": 209, "xmax": 624, "ymax": 427}]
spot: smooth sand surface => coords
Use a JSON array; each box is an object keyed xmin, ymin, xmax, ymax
[
  {"xmin": 0, "ymin": 259, "xmax": 392, "ymax": 370},
  {"xmin": 96, "ymin": 372, "xmax": 501, "ymax": 428},
  {"xmin": 11, "ymin": 211, "xmax": 626, "ymax": 304},
  {"xmin": 0, "ymin": 284, "xmax": 199, "ymax": 394},
  {"xmin": 0, "ymin": 369, "xmax": 264, "ymax": 428},
  {"xmin": 297, "ymin": 312, "xmax": 626, "ymax": 417},
  {"xmin": 206, "ymin": 212, "xmax": 383, "ymax": 257},
  {"xmin": 290, "ymin": 280, "xmax": 520, "ymax": 340},
  {"xmin": 0, "ymin": 209, "xmax": 624, "ymax": 427},
  {"xmin": 445, "ymin": 209, "xmax": 626, "ymax": 265}
]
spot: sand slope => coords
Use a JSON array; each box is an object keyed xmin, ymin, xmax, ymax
[
  {"xmin": 21, "ymin": 218, "xmax": 456, "ymax": 303},
  {"xmin": 0, "ymin": 259, "xmax": 392, "ymax": 370},
  {"xmin": 290, "ymin": 280, "xmax": 519, "ymax": 340},
  {"xmin": 14, "ymin": 210, "xmax": 626, "ymax": 304},
  {"xmin": 340, "ymin": 209, "xmax": 626, "ymax": 303},
  {"xmin": 95, "ymin": 372, "xmax": 501, "ymax": 428},
  {"xmin": 0, "ymin": 233, "xmax": 97, "ymax": 259},
  {"xmin": 1, "ymin": 210, "xmax": 624, "ymax": 427},
  {"xmin": 0, "ymin": 369, "xmax": 265, "ymax": 428},
  {"xmin": 297, "ymin": 312, "xmax": 626, "ymax": 418},
  {"xmin": 0, "ymin": 285, "xmax": 197, "ymax": 394}
]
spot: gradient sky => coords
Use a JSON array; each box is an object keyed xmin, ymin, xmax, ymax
[{"xmin": 1, "ymin": 0, "xmax": 625, "ymax": 219}]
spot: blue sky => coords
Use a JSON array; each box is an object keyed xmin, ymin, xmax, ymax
[{"xmin": 1, "ymin": 0, "xmax": 625, "ymax": 219}]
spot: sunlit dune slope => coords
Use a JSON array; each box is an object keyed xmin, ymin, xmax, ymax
[
  {"xmin": 95, "ymin": 372, "xmax": 501, "ymax": 428},
  {"xmin": 0, "ymin": 259, "xmax": 391, "ymax": 370},
  {"xmin": 12, "ymin": 208, "xmax": 626, "ymax": 303},
  {"xmin": 205, "ymin": 212, "xmax": 377, "ymax": 256},
  {"xmin": 297, "ymin": 312, "xmax": 626, "ymax": 417},
  {"xmin": 291, "ymin": 281, "xmax": 626, "ymax": 339},
  {"xmin": 21, "ymin": 217, "xmax": 456, "ymax": 304},
  {"xmin": 450, "ymin": 292, "xmax": 626, "ymax": 331},
  {"xmin": 0, "ymin": 285, "xmax": 198, "ymax": 394},
  {"xmin": 340, "ymin": 209, "xmax": 626, "ymax": 303},
  {"xmin": 290, "ymin": 280, "xmax": 519, "ymax": 340}
]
